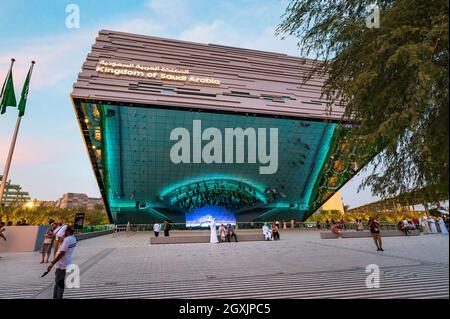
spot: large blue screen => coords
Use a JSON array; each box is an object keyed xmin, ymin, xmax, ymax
[{"xmin": 185, "ymin": 206, "xmax": 236, "ymax": 227}]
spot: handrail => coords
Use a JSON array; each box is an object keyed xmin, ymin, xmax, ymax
[
  {"xmin": 110, "ymin": 221, "xmax": 400, "ymax": 232},
  {"xmin": 80, "ymin": 224, "xmax": 114, "ymax": 233}
]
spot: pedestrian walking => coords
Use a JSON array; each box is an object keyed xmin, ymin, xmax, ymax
[
  {"xmin": 46, "ymin": 226, "xmax": 77, "ymax": 299},
  {"xmin": 0, "ymin": 221, "xmax": 6, "ymax": 259},
  {"xmin": 164, "ymin": 221, "xmax": 171, "ymax": 237},
  {"xmin": 0, "ymin": 221, "xmax": 6, "ymax": 241},
  {"xmin": 368, "ymin": 217, "xmax": 384, "ymax": 251},
  {"xmin": 41, "ymin": 223, "xmax": 57, "ymax": 264},
  {"xmin": 153, "ymin": 223, "xmax": 161, "ymax": 237}
]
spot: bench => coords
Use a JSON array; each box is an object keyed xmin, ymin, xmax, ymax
[
  {"xmin": 150, "ymin": 233, "xmax": 265, "ymax": 245},
  {"xmin": 320, "ymin": 229, "xmax": 420, "ymax": 239}
]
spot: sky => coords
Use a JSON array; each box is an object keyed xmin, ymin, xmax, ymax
[{"xmin": 0, "ymin": 0, "xmax": 380, "ymax": 208}]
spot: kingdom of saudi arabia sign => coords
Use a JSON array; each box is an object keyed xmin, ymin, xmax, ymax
[{"xmin": 95, "ymin": 60, "xmax": 221, "ymax": 86}]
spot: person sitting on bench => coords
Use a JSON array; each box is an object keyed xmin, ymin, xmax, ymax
[
  {"xmin": 262, "ymin": 223, "xmax": 272, "ymax": 240},
  {"xmin": 219, "ymin": 224, "xmax": 227, "ymax": 242},
  {"xmin": 226, "ymin": 224, "xmax": 238, "ymax": 242},
  {"xmin": 398, "ymin": 221, "xmax": 410, "ymax": 236},
  {"xmin": 271, "ymin": 223, "xmax": 280, "ymax": 240},
  {"xmin": 330, "ymin": 221, "xmax": 342, "ymax": 238}
]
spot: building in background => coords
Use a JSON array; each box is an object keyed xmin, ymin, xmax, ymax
[
  {"xmin": 0, "ymin": 175, "xmax": 31, "ymax": 206},
  {"xmin": 318, "ymin": 191, "xmax": 345, "ymax": 213},
  {"xmin": 55, "ymin": 193, "xmax": 105, "ymax": 210},
  {"xmin": 346, "ymin": 197, "xmax": 449, "ymax": 215}
]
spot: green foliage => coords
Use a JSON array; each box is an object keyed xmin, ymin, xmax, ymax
[
  {"xmin": 310, "ymin": 209, "xmax": 344, "ymax": 222},
  {"xmin": 0, "ymin": 205, "xmax": 109, "ymax": 226},
  {"xmin": 277, "ymin": 0, "xmax": 449, "ymax": 202},
  {"xmin": 309, "ymin": 209, "xmax": 423, "ymax": 223}
]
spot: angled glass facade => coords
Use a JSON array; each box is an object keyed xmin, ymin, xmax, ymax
[{"xmin": 74, "ymin": 101, "xmax": 358, "ymax": 224}]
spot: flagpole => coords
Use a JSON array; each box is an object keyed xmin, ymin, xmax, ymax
[
  {"xmin": 0, "ymin": 116, "xmax": 22, "ymax": 205},
  {"xmin": 0, "ymin": 60, "xmax": 34, "ymax": 205}
]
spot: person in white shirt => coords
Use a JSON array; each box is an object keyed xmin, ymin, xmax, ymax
[
  {"xmin": 262, "ymin": 223, "xmax": 272, "ymax": 240},
  {"xmin": 47, "ymin": 225, "xmax": 77, "ymax": 299},
  {"xmin": 219, "ymin": 224, "xmax": 227, "ymax": 242},
  {"xmin": 153, "ymin": 223, "xmax": 161, "ymax": 237},
  {"xmin": 52, "ymin": 219, "xmax": 68, "ymax": 259}
]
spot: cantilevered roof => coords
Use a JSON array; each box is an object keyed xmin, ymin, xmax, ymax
[{"xmin": 72, "ymin": 29, "xmax": 344, "ymax": 121}]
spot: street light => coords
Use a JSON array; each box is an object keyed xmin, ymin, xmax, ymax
[{"xmin": 25, "ymin": 201, "xmax": 34, "ymax": 209}]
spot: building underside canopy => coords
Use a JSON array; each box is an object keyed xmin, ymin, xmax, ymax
[{"xmin": 75, "ymin": 101, "xmax": 359, "ymax": 224}]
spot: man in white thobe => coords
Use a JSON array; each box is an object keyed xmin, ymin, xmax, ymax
[
  {"xmin": 421, "ymin": 216, "xmax": 430, "ymax": 234},
  {"xmin": 210, "ymin": 218, "xmax": 219, "ymax": 243},
  {"xmin": 262, "ymin": 223, "xmax": 272, "ymax": 241},
  {"xmin": 438, "ymin": 217, "xmax": 448, "ymax": 235},
  {"xmin": 428, "ymin": 216, "xmax": 438, "ymax": 233}
]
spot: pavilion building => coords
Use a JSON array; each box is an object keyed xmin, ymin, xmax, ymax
[{"xmin": 71, "ymin": 30, "xmax": 359, "ymax": 225}]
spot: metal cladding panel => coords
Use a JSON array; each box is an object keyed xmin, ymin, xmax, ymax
[{"xmin": 72, "ymin": 29, "xmax": 344, "ymax": 121}]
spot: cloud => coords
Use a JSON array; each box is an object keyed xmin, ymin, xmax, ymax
[
  {"xmin": 241, "ymin": 26, "xmax": 301, "ymax": 56},
  {"xmin": 180, "ymin": 20, "xmax": 242, "ymax": 45},
  {"xmin": 0, "ymin": 2, "xmax": 300, "ymax": 93},
  {"xmin": 0, "ymin": 18, "xmax": 166, "ymax": 92},
  {"xmin": 145, "ymin": 0, "xmax": 191, "ymax": 22},
  {"xmin": 107, "ymin": 18, "xmax": 166, "ymax": 36},
  {"xmin": 179, "ymin": 20, "xmax": 300, "ymax": 56},
  {"xmin": 0, "ymin": 29, "xmax": 96, "ymax": 92}
]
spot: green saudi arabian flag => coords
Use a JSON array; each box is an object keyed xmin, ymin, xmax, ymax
[
  {"xmin": 18, "ymin": 62, "xmax": 34, "ymax": 117},
  {"xmin": 0, "ymin": 66, "xmax": 17, "ymax": 115}
]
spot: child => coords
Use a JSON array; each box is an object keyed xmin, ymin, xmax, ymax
[
  {"xmin": 357, "ymin": 219, "xmax": 364, "ymax": 231},
  {"xmin": 331, "ymin": 221, "xmax": 342, "ymax": 238},
  {"xmin": 219, "ymin": 224, "xmax": 226, "ymax": 242}
]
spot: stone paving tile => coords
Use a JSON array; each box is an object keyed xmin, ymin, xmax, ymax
[
  {"xmin": 0, "ymin": 230, "xmax": 447, "ymax": 298},
  {"xmin": 77, "ymin": 232, "xmax": 445, "ymax": 286}
]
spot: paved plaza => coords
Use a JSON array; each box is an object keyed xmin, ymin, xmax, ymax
[{"xmin": 0, "ymin": 230, "xmax": 448, "ymax": 299}]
